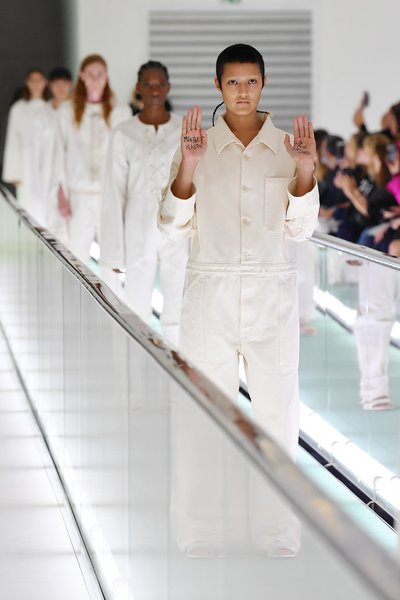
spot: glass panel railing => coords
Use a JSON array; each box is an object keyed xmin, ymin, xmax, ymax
[
  {"xmin": 0, "ymin": 190, "xmax": 399, "ymax": 600},
  {"xmin": 299, "ymin": 233, "xmax": 400, "ymax": 520}
]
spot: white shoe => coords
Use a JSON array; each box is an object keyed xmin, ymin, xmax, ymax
[
  {"xmin": 361, "ymin": 397, "xmax": 396, "ymax": 411},
  {"xmin": 264, "ymin": 541, "xmax": 298, "ymax": 558},
  {"xmin": 184, "ymin": 541, "xmax": 225, "ymax": 559}
]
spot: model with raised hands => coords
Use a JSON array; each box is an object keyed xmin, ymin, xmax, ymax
[
  {"xmin": 100, "ymin": 61, "xmax": 188, "ymax": 345},
  {"xmin": 54, "ymin": 54, "xmax": 131, "ymax": 265},
  {"xmin": 159, "ymin": 44, "xmax": 319, "ymax": 557}
]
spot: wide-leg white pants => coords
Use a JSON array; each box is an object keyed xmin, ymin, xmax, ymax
[
  {"xmin": 173, "ymin": 264, "xmax": 301, "ymax": 554},
  {"xmin": 68, "ymin": 192, "xmax": 100, "ymax": 266},
  {"xmin": 124, "ymin": 236, "xmax": 188, "ymax": 347}
]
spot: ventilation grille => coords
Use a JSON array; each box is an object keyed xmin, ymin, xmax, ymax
[{"xmin": 149, "ymin": 9, "xmax": 312, "ymax": 131}]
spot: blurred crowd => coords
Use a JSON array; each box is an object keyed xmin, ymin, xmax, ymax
[{"xmin": 315, "ymin": 96, "xmax": 400, "ymax": 258}]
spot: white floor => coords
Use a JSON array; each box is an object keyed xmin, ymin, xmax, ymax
[{"xmin": 0, "ymin": 332, "xmax": 99, "ymax": 600}]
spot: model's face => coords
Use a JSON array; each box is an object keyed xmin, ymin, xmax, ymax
[
  {"xmin": 49, "ymin": 78, "xmax": 72, "ymax": 103},
  {"xmin": 26, "ymin": 71, "xmax": 47, "ymax": 99},
  {"xmin": 80, "ymin": 61, "xmax": 108, "ymax": 101},
  {"xmin": 214, "ymin": 62, "xmax": 265, "ymax": 116},
  {"xmin": 136, "ymin": 68, "xmax": 170, "ymax": 109}
]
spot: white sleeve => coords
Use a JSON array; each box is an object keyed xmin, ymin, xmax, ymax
[
  {"xmin": 51, "ymin": 105, "xmax": 70, "ymax": 196},
  {"xmin": 284, "ymin": 176, "xmax": 320, "ymax": 242},
  {"xmin": 157, "ymin": 147, "xmax": 197, "ymax": 241},
  {"xmin": 99, "ymin": 129, "xmax": 128, "ymax": 268},
  {"xmin": 2, "ymin": 103, "xmax": 23, "ymax": 183}
]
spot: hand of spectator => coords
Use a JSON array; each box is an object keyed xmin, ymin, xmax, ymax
[
  {"xmin": 334, "ymin": 172, "xmax": 357, "ymax": 197},
  {"xmin": 374, "ymin": 226, "xmax": 389, "ymax": 243},
  {"xmin": 391, "ymin": 217, "xmax": 400, "ymax": 230},
  {"xmin": 353, "ymin": 107, "xmax": 365, "ymax": 129},
  {"xmin": 57, "ymin": 185, "xmax": 72, "ymax": 219},
  {"xmin": 319, "ymin": 206, "xmax": 335, "ymax": 219},
  {"xmin": 383, "ymin": 207, "xmax": 400, "ymax": 219}
]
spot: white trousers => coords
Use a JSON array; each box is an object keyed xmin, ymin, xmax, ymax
[
  {"xmin": 172, "ymin": 264, "xmax": 301, "ymax": 553},
  {"xmin": 354, "ymin": 262, "xmax": 399, "ymax": 403},
  {"xmin": 296, "ymin": 240, "xmax": 317, "ymax": 323},
  {"xmin": 67, "ymin": 192, "xmax": 100, "ymax": 266},
  {"xmin": 124, "ymin": 236, "xmax": 188, "ymax": 347}
]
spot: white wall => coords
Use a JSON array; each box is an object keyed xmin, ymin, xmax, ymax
[{"xmin": 73, "ymin": 0, "xmax": 399, "ymax": 137}]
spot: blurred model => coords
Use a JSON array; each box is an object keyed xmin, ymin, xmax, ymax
[
  {"xmin": 2, "ymin": 68, "xmax": 48, "ymax": 222},
  {"xmin": 101, "ymin": 61, "xmax": 187, "ymax": 345},
  {"xmin": 54, "ymin": 54, "xmax": 130, "ymax": 265}
]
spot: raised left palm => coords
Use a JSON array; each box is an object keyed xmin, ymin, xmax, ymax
[{"xmin": 284, "ymin": 115, "xmax": 316, "ymax": 170}]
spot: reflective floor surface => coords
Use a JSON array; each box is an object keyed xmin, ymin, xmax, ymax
[{"xmin": 0, "ymin": 329, "xmax": 99, "ymax": 600}]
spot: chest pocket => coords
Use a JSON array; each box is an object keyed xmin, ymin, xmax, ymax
[{"xmin": 264, "ymin": 177, "xmax": 291, "ymax": 232}]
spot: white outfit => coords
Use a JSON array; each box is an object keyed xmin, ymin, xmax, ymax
[
  {"xmin": 54, "ymin": 101, "xmax": 131, "ymax": 264},
  {"xmin": 2, "ymin": 98, "xmax": 47, "ymax": 223},
  {"xmin": 159, "ymin": 114, "xmax": 319, "ymax": 554},
  {"xmin": 30, "ymin": 101, "xmax": 69, "ymax": 240},
  {"xmin": 354, "ymin": 261, "xmax": 399, "ymax": 407},
  {"xmin": 100, "ymin": 114, "xmax": 188, "ymax": 346}
]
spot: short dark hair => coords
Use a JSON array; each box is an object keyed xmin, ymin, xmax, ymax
[
  {"xmin": 48, "ymin": 67, "xmax": 72, "ymax": 82},
  {"xmin": 215, "ymin": 44, "xmax": 265, "ymax": 87},
  {"xmin": 137, "ymin": 61, "xmax": 169, "ymax": 83}
]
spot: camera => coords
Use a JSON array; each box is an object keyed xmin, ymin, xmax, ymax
[{"xmin": 361, "ymin": 91, "xmax": 370, "ymax": 108}]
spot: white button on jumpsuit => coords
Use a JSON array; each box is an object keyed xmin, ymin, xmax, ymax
[
  {"xmin": 100, "ymin": 114, "xmax": 188, "ymax": 346},
  {"xmin": 2, "ymin": 98, "xmax": 47, "ymax": 224},
  {"xmin": 159, "ymin": 114, "xmax": 319, "ymax": 553},
  {"xmin": 53, "ymin": 101, "xmax": 131, "ymax": 264}
]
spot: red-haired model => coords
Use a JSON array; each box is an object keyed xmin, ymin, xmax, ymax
[{"xmin": 55, "ymin": 54, "xmax": 130, "ymax": 265}]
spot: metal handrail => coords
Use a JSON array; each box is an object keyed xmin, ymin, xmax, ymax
[
  {"xmin": 1, "ymin": 187, "xmax": 399, "ymax": 599},
  {"xmin": 311, "ymin": 231, "xmax": 400, "ymax": 271}
]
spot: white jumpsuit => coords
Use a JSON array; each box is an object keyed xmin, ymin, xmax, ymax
[
  {"xmin": 54, "ymin": 101, "xmax": 131, "ymax": 264},
  {"xmin": 159, "ymin": 114, "xmax": 319, "ymax": 554},
  {"xmin": 2, "ymin": 98, "xmax": 47, "ymax": 224},
  {"xmin": 100, "ymin": 114, "xmax": 188, "ymax": 346}
]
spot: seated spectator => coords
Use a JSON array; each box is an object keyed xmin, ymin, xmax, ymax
[{"xmin": 335, "ymin": 133, "xmax": 398, "ymax": 247}]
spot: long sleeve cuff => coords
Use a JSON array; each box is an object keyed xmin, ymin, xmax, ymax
[
  {"xmin": 286, "ymin": 176, "xmax": 319, "ymax": 219},
  {"xmin": 158, "ymin": 184, "xmax": 197, "ymax": 240}
]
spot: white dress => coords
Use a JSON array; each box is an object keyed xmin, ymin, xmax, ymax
[
  {"xmin": 2, "ymin": 98, "xmax": 47, "ymax": 224},
  {"xmin": 100, "ymin": 114, "xmax": 188, "ymax": 345},
  {"xmin": 54, "ymin": 100, "xmax": 131, "ymax": 264}
]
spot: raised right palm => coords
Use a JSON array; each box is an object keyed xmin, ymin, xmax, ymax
[{"xmin": 181, "ymin": 107, "xmax": 207, "ymax": 162}]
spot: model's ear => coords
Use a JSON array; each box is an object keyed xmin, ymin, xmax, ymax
[
  {"xmin": 263, "ymin": 74, "xmax": 267, "ymax": 88},
  {"xmin": 214, "ymin": 76, "xmax": 222, "ymax": 93}
]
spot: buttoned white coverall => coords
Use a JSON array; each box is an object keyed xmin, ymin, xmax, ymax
[
  {"xmin": 159, "ymin": 114, "xmax": 319, "ymax": 553},
  {"xmin": 2, "ymin": 98, "xmax": 47, "ymax": 224},
  {"xmin": 100, "ymin": 114, "xmax": 188, "ymax": 345},
  {"xmin": 54, "ymin": 101, "xmax": 131, "ymax": 264}
]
